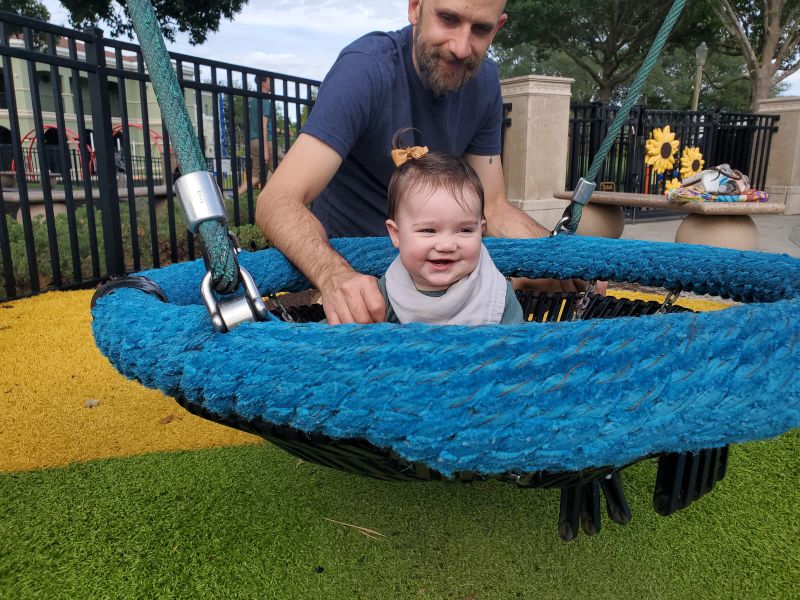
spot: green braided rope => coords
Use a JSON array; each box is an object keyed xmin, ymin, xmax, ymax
[
  {"xmin": 127, "ymin": 0, "xmax": 239, "ymax": 293},
  {"xmin": 567, "ymin": 0, "xmax": 688, "ymax": 233}
]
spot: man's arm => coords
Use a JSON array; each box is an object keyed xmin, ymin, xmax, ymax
[
  {"xmin": 464, "ymin": 153, "xmax": 549, "ymax": 238},
  {"xmin": 256, "ymin": 133, "xmax": 386, "ymax": 324}
]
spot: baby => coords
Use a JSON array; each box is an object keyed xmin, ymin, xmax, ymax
[{"xmin": 379, "ymin": 141, "xmax": 524, "ymax": 325}]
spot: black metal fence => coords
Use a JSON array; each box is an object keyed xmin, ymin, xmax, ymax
[
  {"xmin": 0, "ymin": 11, "xmax": 319, "ymax": 301},
  {"xmin": 0, "ymin": 12, "xmax": 785, "ymax": 301},
  {"xmin": 567, "ymin": 103, "xmax": 779, "ymax": 219},
  {"xmin": 0, "ymin": 143, "xmax": 284, "ymax": 188}
]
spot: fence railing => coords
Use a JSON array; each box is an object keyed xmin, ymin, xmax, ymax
[
  {"xmin": 0, "ymin": 145, "xmax": 274, "ymax": 188},
  {"xmin": 567, "ymin": 103, "xmax": 779, "ymax": 219},
  {"xmin": 0, "ymin": 12, "xmax": 785, "ymax": 301},
  {"xmin": 0, "ymin": 11, "xmax": 319, "ymax": 301}
]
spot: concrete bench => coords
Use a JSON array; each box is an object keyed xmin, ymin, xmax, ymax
[
  {"xmin": 554, "ymin": 190, "xmax": 785, "ymax": 250},
  {"xmin": 0, "ymin": 185, "xmax": 169, "ymax": 223},
  {"xmin": 0, "ymin": 171, "xmax": 60, "ymax": 188}
]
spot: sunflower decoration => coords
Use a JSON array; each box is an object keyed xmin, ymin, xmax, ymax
[
  {"xmin": 645, "ymin": 125, "xmax": 680, "ymax": 174},
  {"xmin": 664, "ymin": 177, "xmax": 681, "ymax": 195},
  {"xmin": 680, "ymin": 146, "xmax": 705, "ymax": 180}
]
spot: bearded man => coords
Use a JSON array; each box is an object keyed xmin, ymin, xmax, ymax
[{"xmin": 257, "ymin": 0, "xmax": 559, "ymax": 325}]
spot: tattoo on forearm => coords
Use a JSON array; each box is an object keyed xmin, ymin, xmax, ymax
[{"xmin": 489, "ymin": 157, "xmax": 493, "ymax": 164}]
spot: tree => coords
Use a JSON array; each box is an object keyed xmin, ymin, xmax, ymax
[
  {"xmin": 491, "ymin": 43, "xmax": 598, "ymax": 101},
  {"xmin": 714, "ymin": 0, "xmax": 800, "ymax": 110},
  {"xmin": 58, "ymin": 0, "xmax": 248, "ymax": 45},
  {"xmin": 494, "ymin": 41, "xmax": 762, "ymax": 111},
  {"xmin": 0, "ymin": 0, "xmax": 50, "ymax": 21},
  {"xmin": 641, "ymin": 47, "xmax": 768, "ymax": 111},
  {"xmin": 496, "ymin": 0, "xmax": 729, "ymax": 103},
  {"xmin": 0, "ymin": 0, "xmax": 49, "ymax": 20},
  {"xmin": 1, "ymin": 0, "xmax": 50, "ymax": 48},
  {"xmin": 496, "ymin": 0, "xmax": 716, "ymax": 102}
]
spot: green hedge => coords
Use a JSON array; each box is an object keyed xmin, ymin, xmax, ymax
[{"xmin": 0, "ymin": 197, "xmax": 269, "ymax": 297}]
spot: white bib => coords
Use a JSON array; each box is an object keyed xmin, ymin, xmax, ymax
[{"xmin": 385, "ymin": 244, "xmax": 507, "ymax": 325}]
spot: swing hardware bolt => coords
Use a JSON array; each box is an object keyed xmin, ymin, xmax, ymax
[
  {"xmin": 658, "ymin": 288, "xmax": 682, "ymax": 314},
  {"xmin": 551, "ymin": 214, "xmax": 571, "ymax": 237},
  {"xmin": 552, "ymin": 177, "xmax": 597, "ymax": 236},
  {"xmin": 571, "ymin": 177, "xmax": 597, "ymax": 207},
  {"xmin": 201, "ymin": 266, "xmax": 269, "ymax": 333}
]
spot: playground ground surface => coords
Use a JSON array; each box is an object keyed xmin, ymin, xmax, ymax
[{"xmin": 1, "ymin": 278, "xmax": 798, "ymax": 598}]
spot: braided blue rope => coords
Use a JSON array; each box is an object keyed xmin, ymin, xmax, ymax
[
  {"xmin": 92, "ymin": 236, "xmax": 800, "ymax": 476},
  {"xmin": 565, "ymin": 0, "xmax": 688, "ymax": 233},
  {"xmin": 127, "ymin": 0, "xmax": 239, "ymax": 294}
]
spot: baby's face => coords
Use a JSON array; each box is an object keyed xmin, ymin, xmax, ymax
[{"xmin": 386, "ymin": 186, "xmax": 484, "ymax": 291}]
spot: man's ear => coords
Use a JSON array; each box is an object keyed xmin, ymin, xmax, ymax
[
  {"xmin": 494, "ymin": 12, "xmax": 508, "ymax": 36},
  {"xmin": 408, "ymin": 0, "xmax": 421, "ymax": 26},
  {"xmin": 386, "ymin": 219, "xmax": 401, "ymax": 248}
]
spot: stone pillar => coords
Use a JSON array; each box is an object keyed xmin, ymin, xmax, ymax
[
  {"xmin": 500, "ymin": 75, "xmax": 573, "ymax": 228},
  {"xmin": 757, "ymin": 96, "xmax": 800, "ymax": 215}
]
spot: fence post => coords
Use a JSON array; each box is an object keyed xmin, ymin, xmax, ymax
[
  {"xmin": 626, "ymin": 106, "xmax": 646, "ymax": 193},
  {"xmin": 500, "ymin": 75, "xmax": 574, "ymax": 228},
  {"xmin": 703, "ymin": 110, "xmax": 716, "ymax": 166},
  {"xmin": 85, "ymin": 26, "xmax": 125, "ymax": 277},
  {"xmin": 757, "ymin": 97, "xmax": 797, "ymax": 214}
]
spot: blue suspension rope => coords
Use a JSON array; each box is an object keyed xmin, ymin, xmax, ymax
[
  {"xmin": 127, "ymin": 0, "xmax": 240, "ymax": 294},
  {"xmin": 562, "ymin": 0, "xmax": 689, "ymax": 234}
]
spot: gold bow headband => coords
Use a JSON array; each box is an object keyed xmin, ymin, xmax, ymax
[{"xmin": 391, "ymin": 145, "xmax": 429, "ymax": 167}]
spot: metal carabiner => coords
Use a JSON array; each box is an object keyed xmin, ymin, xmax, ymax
[
  {"xmin": 658, "ymin": 288, "xmax": 682, "ymax": 314},
  {"xmin": 552, "ymin": 177, "xmax": 596, "ymax": 237},
  {"xmin": 201, "ymin": 265, "xmax": 269, "ymax": 333},
  {"xmin": 572, "ymin": 280, "xmax": 597, "ymax": 321},
  {"xmin": 269, "ymin": 293, "xmax": 295, "ymax": 323},
  {"xmin": 550, "ymin": 214, "xmax": 571, "ymax": 237}
]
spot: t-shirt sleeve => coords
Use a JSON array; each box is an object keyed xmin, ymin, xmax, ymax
[
  {"xmin": 501, "ymin": 281, "xmax": 525, "ymax": 324},
  {"xmin": 465, "ymin": 65, "xmax": 503, "ymax": 156},
  {"xmin": 377, "ymin": 274, "xmax": 396, "ymax": 323},
  {"xmin": 263, "ymin": 99, "xmax": 272, "ymax": 134},
  {"xmin": 302, "ymin": 51, "xmax": 389, "ymax": 160}
]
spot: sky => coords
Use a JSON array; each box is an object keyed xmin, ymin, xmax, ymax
[
  {"xmin": 41, "ymin": 0, "xmax": 800, "ymax": 94},
  {"xmin": 42, "ymin": 0, "xmax": 409, "ymax": 82}
]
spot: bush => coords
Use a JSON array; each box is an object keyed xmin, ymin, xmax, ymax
[{"xmin": 0, "ymin": 197, "xmax": 270, "ymax": 298}]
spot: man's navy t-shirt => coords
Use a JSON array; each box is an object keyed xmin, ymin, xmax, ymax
[{"xmin": 302, "ymin": 26, "xmax": 504, "ymax": 238}]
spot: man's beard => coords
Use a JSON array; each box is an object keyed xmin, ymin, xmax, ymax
[{"xmin": 414, "ymin": 31, "xmax": 480, "ymax": 97}]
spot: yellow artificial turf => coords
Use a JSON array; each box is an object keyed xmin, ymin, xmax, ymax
[
  {"xmin": 0, "ymin": 289, "xmax": 258, "ymax": 473},
  {"xmin": 0, "ymin": 287, "xmax": 729, "ymax": 473},
  {"xmin": 607, "ymin": 288, "xmax": 732, "ymax": 312}
]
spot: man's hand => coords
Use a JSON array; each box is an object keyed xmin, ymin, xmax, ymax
[{"xmin": 321, "ymin": 270, "xmax": 386, "ymax": 325}]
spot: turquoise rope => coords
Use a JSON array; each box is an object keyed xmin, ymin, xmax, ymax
[
  {"xmin": 127, "ymin": 0, "xmax": 239, "ymax": 294},
  {"xmin": 567, "ymin": 0, "xmax": 688, "ymax": 233},
  {"xmin": 91, "ymin": 236, "xmax": 800, "ymax": 477}
]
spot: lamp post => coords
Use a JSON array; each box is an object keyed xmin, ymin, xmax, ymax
[{"xmin": 691, "ymin": 42, "xmax": 708, "ymax": 111}]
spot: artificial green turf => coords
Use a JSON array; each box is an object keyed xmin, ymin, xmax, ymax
[{"xmin": 1, "ymin": 431, "xmax": 799, "ymax": 600}]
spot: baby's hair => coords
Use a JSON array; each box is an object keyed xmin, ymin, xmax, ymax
[{"xmin": 387, "ymin": 129, "xmax": 485, "ymax": 220}]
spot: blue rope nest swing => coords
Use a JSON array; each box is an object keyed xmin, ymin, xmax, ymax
[
  {"xmin": 91, "ymin": 235, "xmax": 800, "ymax": 537},
  {"xmin": 93, "ymin": 0, "xmax": 800, "ymax": 540}
]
